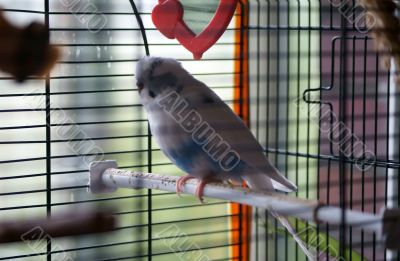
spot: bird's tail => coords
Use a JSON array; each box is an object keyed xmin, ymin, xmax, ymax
[{"xmin": 243, "ymin": 171, "xmax": 315, "ymax": 260}]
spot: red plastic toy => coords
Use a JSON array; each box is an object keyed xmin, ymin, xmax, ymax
[{"xmin": 152, "ymin": 0, "xmax": 239, "ymax": 60}]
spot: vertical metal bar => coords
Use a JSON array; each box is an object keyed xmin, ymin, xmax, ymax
[
  {"xmin": 265, "ymin": 1, "xmax": 271, "ymax": 258},
  {"xmin": 397, "ymin": 103, "xmax": 399, "ymax": 261},
  {"xmin": 349, "ymin": 35, "xmax": 356, "ymax": 261},
  {"xmin": 326, "ymin": 160, "xmax": 331, "ymax": 261},
  {"xmin": 349, "ymin": 19, "xmax": 356, "ymax": 261},
  {"xmin": 44, "ymin": 0, "xmax": 51, "ymax": 260},
  {"xmin": 327, "ymin": 38, "xmax": 336, "ymax": 261},
  {"xmin": 295, "ymin": 1, "xmax": 300, "ymax": 260},
  {"xmin": 361, "ymin": 37, "xmax": 368, "ymax": 260},
  {"xmin": 373, "ymin": 49, "xmax": 379, "ymax": 261},
  {"xmin": 316, "ymin": 1, "xmax": 322, "ymax": 260},
  {"xmin": 306, "ymin": 2, "xmax": 312, "ymax": 254},
  {"xmin": 255, "ymin": 0, "xmax": 261, "ymax": 138},
  {"xmin": 266, "ymin": 0, "xmax": 270, "ymax": 157},
  {"xmin": 323, "ymin": 36, "xmax": 339, "ymax": 259},
  {"xmin": 255, "ymin": 1, "xmax": 261, "ymax": 260},
  {"xmin": 129, "ymin": 0, "xmax": 149, "ymax": 57},
  {"xmin": 338, "ymin": 11, "xmax": 348, "ymax": 259},
  {"xmin": 285, "ymin": 1, "xmax": 290, "ymax": 260},
  {"xmin": 275, "ymin": 2, "xmax": 281, "ymax": 260},
  {"xmin": 147, "ymin": 129, "xmax": 152, "ymax": 261},
  {"xmin": 128, "ymin": 2, "xmax": 151, "ymax": 259},
  {"xmin": 329, "ymin": 0, "xmax": 333, "ymax": 29},
  {"xmin": 306, "ymin": 0, "xmax": 311, "ymax": 201},
  {"xmin": 384, "ymin": 66, "xmax": 391, "ymax": 261},
  {"xmin": 239, "ymin": 0, "xmax": 245, "ymax": 119}
]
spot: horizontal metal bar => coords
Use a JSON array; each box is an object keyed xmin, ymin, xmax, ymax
[
  {"xmin": 0, "ymin": 149, "xmax": 151, "ymax": 164},
  {"xmin": 97, "ymin": 243, "xmax": 238, "ymax": 261},
  {"xmin": 58, "ymin": 57, "xmax": 240, "ymax": 64},
  {"xmin": 0, "ymin": 72, "xmax": 235, "ymax": 81},
  {"xmin": 0, "ymin": 163, "xmax": 171, "ymax": 181},
  {"xmin": 48, "ymin": 28, "xmax": 239, "ymax": 32},
  {"xmin": 0, "ymin": 70, "xmax": 391, "ymax": 84},
  {"xmin": 114, "ymin": 202, "xmax": 228, "ymax": 216},
  {"xmin": 0, "ymin": 119, "xmax": 148, "ymax": 131},
  {"xmin": 2, "ymin": 87, "xmax": 397, "ymax": 100},
  {"xmin": 39, "ymin": 25, "xmax": 377, "ymax": 33},
  {"xmin": 0, "ymin": 135, "xmax": 147, "ymax": 144},
  {"xmin": 60, "ymin": 229, "xmax": 237, "ymax": 254},
  {"xmin": 0, "ymin": 144, "xmax": 397, "ymax": 170},
  {"xmin": 1, "ymin": 134, "xmax": 399, "ymax": 157},
  {"xmin": 0, "ymin": 229, "xmax": 236, "ymax": 260},
  {"xmin": 53, "ymin": 42, "xmax": 238, "ymax": 47},
  {"xmin": 0, "ymin": 88, "xmax": 135, "ymax": 97},
  {"xmin": 266, "ymin": 148, "xmax": 400, "ymax": 169},
  {"xmin": 114, "ymin": 214, "xmax": 237, "ymax": 231}
]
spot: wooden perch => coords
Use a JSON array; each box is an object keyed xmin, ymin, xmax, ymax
[
  {"xmin": 88, "ymin": 160, "xmax": 400, "ymax": 249},
  {"xmin": 0, "ymin": 210, "xmax": 115, "ymax": 244},
  {"xmin": 0, "ymin": 10, "xmax": 59, "ymax": 82}
]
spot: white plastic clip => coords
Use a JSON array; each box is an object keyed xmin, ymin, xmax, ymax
[{"xmin": 89, "ymin": 160, "xmax": 118, "ymax": 194}]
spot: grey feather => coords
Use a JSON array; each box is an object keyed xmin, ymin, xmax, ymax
[{"xmin": 182, "ymin": 76, "xmax": 297, "ymax": 192}]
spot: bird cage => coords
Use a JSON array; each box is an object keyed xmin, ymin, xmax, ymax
[{"xmin": 0, "ymin": 0, "xmax": 399, "ymax": 261}]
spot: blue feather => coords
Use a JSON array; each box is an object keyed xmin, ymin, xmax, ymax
[
  {"xmin": 166, "ymin": 138, "xmax": 222, "ymax": 174},
  {"xmin": 165, "ymin": 137, "xmax": 246, "ymax": 179}
]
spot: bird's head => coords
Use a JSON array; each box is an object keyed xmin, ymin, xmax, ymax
[{"xmin": 135, "ymin": 56, "xmax": 186, "ymax": 104}]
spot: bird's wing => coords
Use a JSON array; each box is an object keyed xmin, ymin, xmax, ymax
[{"xmin": 184, "ymin": 78, "xmax": 297, "ymax": 192}]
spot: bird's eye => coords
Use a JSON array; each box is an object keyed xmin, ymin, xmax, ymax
[
  {"xmin": 149, "ymin": 90, "xmax": 156, "ymax": 98},
  {"xmin": 136, "ymin": 81, "xmax": 144, "ymax": 91}
]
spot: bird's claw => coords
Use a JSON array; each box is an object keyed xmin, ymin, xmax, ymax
[
  {"xmin": 176, "ymin": 175, "xmax": 216, "ymax": 204},
  {"xmin": 176, "ymin": 175, "xmax": 195, "ymax": 197}
]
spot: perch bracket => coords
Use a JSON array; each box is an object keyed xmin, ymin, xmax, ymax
[
  {"xmin": 382, "ymin": 208, "xmax": 400, "ymax": 249},
  {"xmin": 89, "ymin": 160, "xmax": 118, "ymax": 194}
]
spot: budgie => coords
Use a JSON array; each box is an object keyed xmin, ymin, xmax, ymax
[{"xmin": 135, "ymin": 56, "xmax": 314, "ymax": 260}]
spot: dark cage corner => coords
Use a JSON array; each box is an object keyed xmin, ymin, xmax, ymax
[{"xmin": 0, "ymin": 0, "xmax": 399, "ymax": 261}]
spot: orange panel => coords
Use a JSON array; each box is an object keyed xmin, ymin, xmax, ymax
[{"xmin": 230, "ymin": 1, "xmax": 251, "ymax": 261}]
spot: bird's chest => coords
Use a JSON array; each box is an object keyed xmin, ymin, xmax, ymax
[
  {"xmin": 146, "ymin": 104, "xmax": 209, "ymax": 173},
  {"xmin": 147, "ymin": 105, "xmax": 186, "ymax": 150}
]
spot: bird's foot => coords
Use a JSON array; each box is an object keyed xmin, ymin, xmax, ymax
[
  {"xmin": 195, "ymin": 177, "xmax": 216, "ymax": 204},
  {"xmin": 176, "ymin": 174, "xmax": 196, "ymax": 196},
  {"xmin": 177, "ymin": 175, "xmax": 218, "ymax": 204},
  {"xmin": 195, "ymin": 180, "xmax": 207, "ymax": 204}
]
